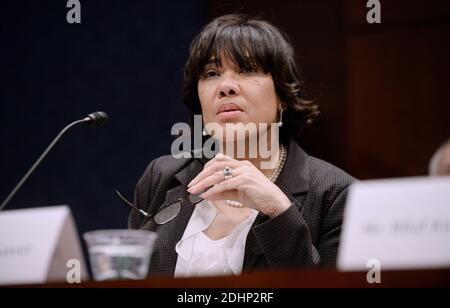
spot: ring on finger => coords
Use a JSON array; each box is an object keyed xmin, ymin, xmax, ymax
[{"xmin": 223, "ymin": 166, "xmax": 233, "ymax": 180}]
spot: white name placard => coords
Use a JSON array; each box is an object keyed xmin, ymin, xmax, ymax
[
  {"xmin": 338, "ymin": 176, "xmax": 450, "ymax": 271},
  {"xmin": 0, "ymin": 205, "xmax": 88, "ymax": 285}
]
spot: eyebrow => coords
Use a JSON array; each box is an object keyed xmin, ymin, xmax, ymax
[{"xmin": 202, "ymin": 56, "xmax": 260, "ymax": 72}]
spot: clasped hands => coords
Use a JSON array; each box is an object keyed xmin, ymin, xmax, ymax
[{"xmin": 187, "ymin": 153, "xmax": 291, "ymax": 218}]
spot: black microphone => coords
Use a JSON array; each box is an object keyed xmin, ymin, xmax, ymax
[
  {"xmin": 0, "ymin": 111, "xmax": 109, "ymax": 211},
  {"xmin": 84, "ymin": 111, "xmax": 109, "ymax": 127}
]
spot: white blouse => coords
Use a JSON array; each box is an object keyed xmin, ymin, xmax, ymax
[{"xmin": 174, "ymin": 200, "xmax": 258, "ymax": 278}]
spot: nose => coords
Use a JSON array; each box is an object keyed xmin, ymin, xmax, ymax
[{"xmin": 218, "ymin": 72, "xmax": 240, "ymax": 98}]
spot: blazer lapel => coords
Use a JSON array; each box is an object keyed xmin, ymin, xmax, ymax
[{"xmin": 243, "ymin": 139, "xmax": 310, "ymax": 270}]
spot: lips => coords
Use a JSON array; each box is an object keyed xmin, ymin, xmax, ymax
[{"xmin": 217, "ymin": 103, "xmax": 244, "ymax": 115}]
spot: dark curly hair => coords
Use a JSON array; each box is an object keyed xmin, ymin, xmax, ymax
[{"xmin": 183, "ymin": 14, "xmax": 320, "ymax": 144}]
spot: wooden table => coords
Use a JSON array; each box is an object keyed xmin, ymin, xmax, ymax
[{"xmin": 22, "ymin": 268, "xmax": 450, "ymax": 288}]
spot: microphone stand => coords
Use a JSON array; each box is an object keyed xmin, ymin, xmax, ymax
[{"xmin": 0, "ymin": 118, "xmax": 91, "ymax": 211}]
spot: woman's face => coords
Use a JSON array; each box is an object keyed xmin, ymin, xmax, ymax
[{"xmin": 197, "ymin": 57, "xmax": 282, "ymax": 141}]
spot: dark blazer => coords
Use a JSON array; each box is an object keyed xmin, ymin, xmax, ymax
[{"xmin": 129, "ymin": 139, "xmax": 355, "ymax": 276}]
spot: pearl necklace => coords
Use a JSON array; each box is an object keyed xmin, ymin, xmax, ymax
[{"xmin": 225, "ymin": 144, "xmax": 287, "ymax": 208}]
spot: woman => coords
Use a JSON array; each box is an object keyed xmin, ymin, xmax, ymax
[{"xmin": 129, "ymin": 14, "xmax": 355, "ymax": 277}]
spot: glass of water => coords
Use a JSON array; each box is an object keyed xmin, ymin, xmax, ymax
[{"xmin": 83, "ymin": 230, "xmax": 157, "ymax": 281}]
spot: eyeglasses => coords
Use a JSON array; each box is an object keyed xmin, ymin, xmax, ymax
[{"xmin": 115, "ymin": 190, "xmax": 204, "ymax": 225}]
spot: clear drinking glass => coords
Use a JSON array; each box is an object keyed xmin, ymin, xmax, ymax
[{"xmin": 83, "ymin": 230, "xmax": 157, "ymax": 281}]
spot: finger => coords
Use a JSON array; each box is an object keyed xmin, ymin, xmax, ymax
[
  {"xmin": 187, "ymin": 170, "xmax": 223, "ymax": 194},
  {"xmin": 188, "ymin": 171, "xmax": 224, "ymax": 195},
  {"xmin": 188, "ymin": 161, "xmax": 232, "ymax": 188},
  {"xmin": 200, "ymin": 176, "xmax": 242, "ymax": 199},
  {"xmin": 188, "ymin": 160, "xmax": 239, "ymax": 188},
  {"xmin": 189, "ymin": 166, "xmax": 246, "ymax": 194}
]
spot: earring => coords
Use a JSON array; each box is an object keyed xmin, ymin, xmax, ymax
[
  {"xmin": 277, "ymin": 109, "xmax": 284, "ymax": 127},
  {"xmin": 202, "ymin": 127, "xmax": 208, "ymax": 136}
]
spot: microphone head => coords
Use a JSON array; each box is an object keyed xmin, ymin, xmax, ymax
[{"xmin": 85, "ymin": 111, "xmax": 109, "ymax": 126}]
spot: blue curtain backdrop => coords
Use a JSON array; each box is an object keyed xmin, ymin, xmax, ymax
[{"xmin": 0, "ymin": 1, "xmax": 206, "ymax": 234}]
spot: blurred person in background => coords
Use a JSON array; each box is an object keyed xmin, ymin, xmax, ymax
[{"xmin": 429, "ymin": 138, "xmax": 450, "ymax": 176}]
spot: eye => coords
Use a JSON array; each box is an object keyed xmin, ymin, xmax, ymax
[
  {"xmin": 202, "ymin": 69, "xmax": 220, "ymax": 79},
  {"xmin": 241, "ymin": 65, "xmax": 258, "ymax": 74}
]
